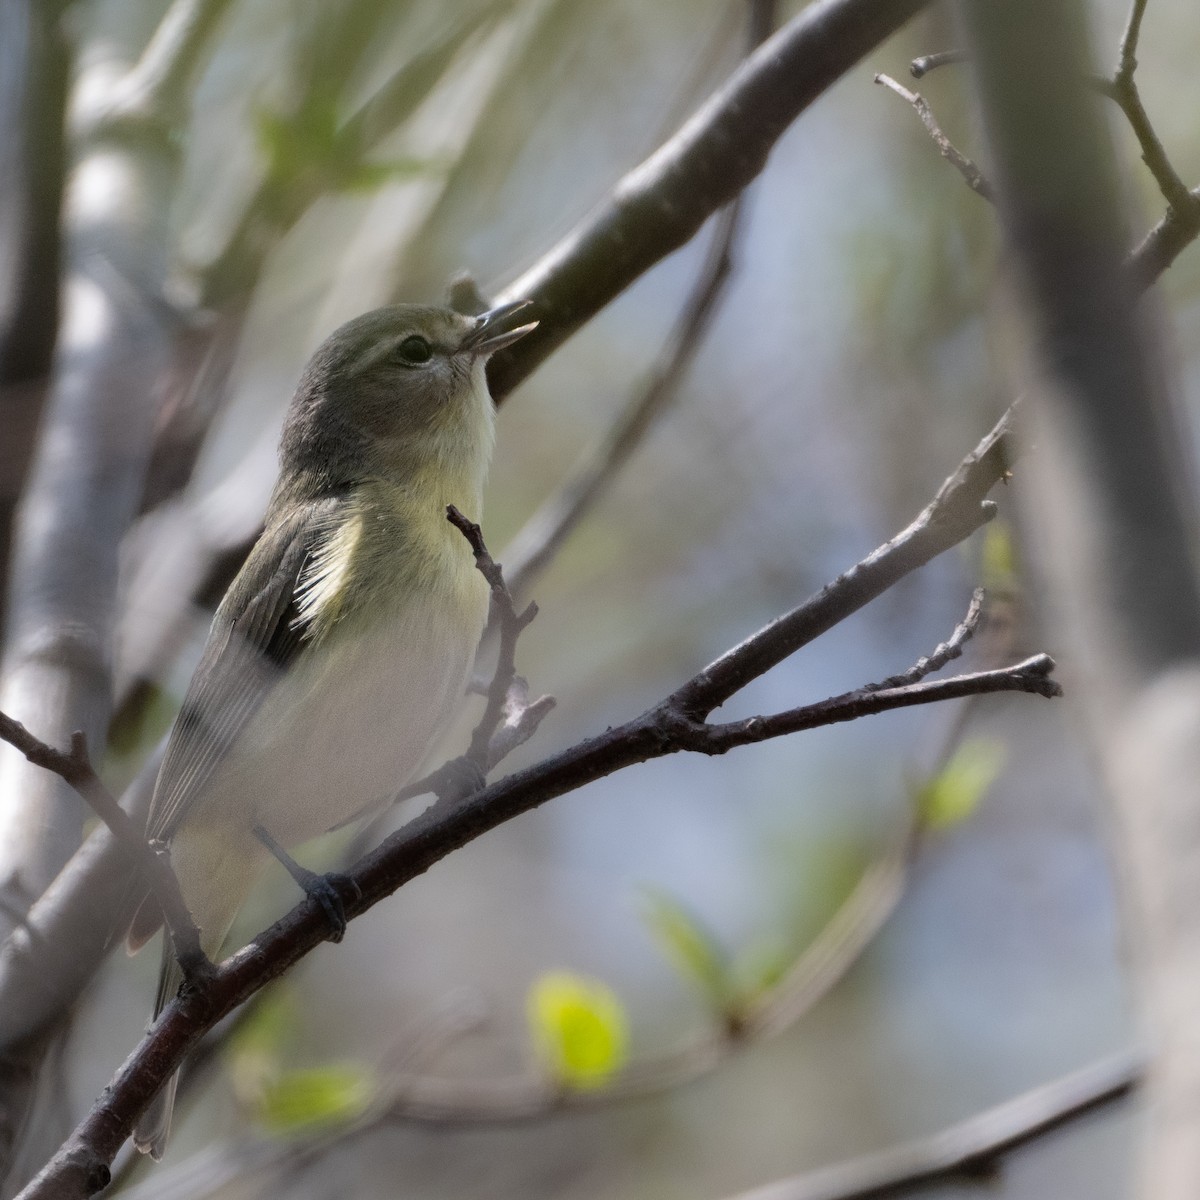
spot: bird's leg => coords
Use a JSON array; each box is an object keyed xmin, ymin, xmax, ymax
[{"xmin": 252, "ymin": 824, "xmax": 359, "ymax": 943}]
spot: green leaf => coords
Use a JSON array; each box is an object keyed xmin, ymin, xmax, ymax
[
  {"xmin": 225, "ymin": 988, "xmax": 299, "ymax": 1107},
  {"xmin": 730, "ymin": 935, "xmax": 792, "ymax": 1004},
  {"xmin": 257, "ymin": 1064, "xmax": 373, "ymax": 1132},
  {"xmin": 915, "ymin": 739, "xmax": 1006, "ymax": 829},
  {"xmin": 228, "ymin": 987, "xmax": 298, "ymax": 1061},
  {"xmin": 638, "ymin": 887, "xmax": 732, "ymax": 1011},
  {"xmin": 528, "ymin": 972, "xmax": 629, "ymax": 1090},
  {"xmin": 980, "ymin": 521, "xmax": 1018, "ymax": 593}
]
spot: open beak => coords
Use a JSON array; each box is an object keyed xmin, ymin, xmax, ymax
[{"xmin": 462, "ymin": 299, "xmax": 538, "ymax": 356}]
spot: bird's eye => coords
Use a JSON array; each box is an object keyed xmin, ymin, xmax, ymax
[{"xmin": 395, "ymin": 335, "xmax": 432, "ymax": 365}]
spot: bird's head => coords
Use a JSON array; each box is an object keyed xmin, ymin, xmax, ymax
[{"xmin": 278, "ymin": 300, "xmax": 536, "ymax": 498}]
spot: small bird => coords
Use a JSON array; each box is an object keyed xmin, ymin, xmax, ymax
[{"xmin": 127, "ymin": 299, "xmax": 536, "ymax": 1158}]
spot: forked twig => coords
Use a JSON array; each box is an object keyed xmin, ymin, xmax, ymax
[{"xmin": 0, "ymin": 714, "xmax": 207, "ymax": 976}]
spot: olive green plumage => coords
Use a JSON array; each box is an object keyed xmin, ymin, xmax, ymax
[{"xmin": 130, "ymin": 300, "xmax": 535, "ymax": 1158}]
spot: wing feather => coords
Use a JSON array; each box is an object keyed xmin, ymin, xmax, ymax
[{"xmin": 146, "ymin": 496, "xmax": 344, "ymax": 842}]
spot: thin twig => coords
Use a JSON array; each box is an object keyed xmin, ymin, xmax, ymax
[
  {"xmin": 447, "ymin": 506, "xmax": 542, "ymax": 768},
  {"xmin": 867, "ymin": 588, "xmax": 984, "ymax": 692},
  {"xmin": 874, "ymin": 74, "xmax": 994, "ymax": 201},
  {"xmin": 503, "ymin": 198, "xmax": 744, "ymax": 598},
  {"xmin": 695, "ymin": 656, "xmax": 1059, "ymax": 755},
  {"xmin": 390, "ymin": 511, "xmax": 552, "ymax": 809},
  {"xmin": 725, "ymin": 1050, "xmax": 1142, "ymax": 1200},
  {"xmin": 501, "ymin": 0, "xmax": 776, "ymax": 600},
  {"xmin": 669, "ymin": 404, "xmax": 1016, "ymax": 719},
  {"xmin": 897, "ymin": 7, "xmax": 1200, "ymax": 288},
  {"xmin": 1116, "ymin": 0, "xmax": 1150, "ymax": 83},
  {"xmin": 0, "ymin": 713, "xmax": 206, "ymax": 975},
  {"xmin": 1105, "ymin": 0, "xmax": 1194, "ymax": 215}
]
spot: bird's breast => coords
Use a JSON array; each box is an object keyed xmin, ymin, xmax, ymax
[{"xmin": 213, "ymin": 482, "xmax": 489, "ymax": 845}]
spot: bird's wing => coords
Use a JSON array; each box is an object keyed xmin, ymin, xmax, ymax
[{"xmin": 145, "ymin": 496, "xmax": 344, "ymax": 843}]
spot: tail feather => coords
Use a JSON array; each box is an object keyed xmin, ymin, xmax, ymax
[
  {"xmin": 133, "ymin": 937, "xmax": 184, "ymax": 1158},
  {"xmin": 133, "ymin": 1069, "xmax": 179, "ymax": 1160}
]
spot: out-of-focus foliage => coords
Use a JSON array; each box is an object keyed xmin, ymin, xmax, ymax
[
  {"xmin": 639, "ymin": 887, "xmax": 735, "ymax": 1015},
  {"xmin": 527, "ymin": 971, "xmax": 629, "ymax": 1089},
  {"xmin": 255, "ymin": 1064, "xmax": 374, "ymax": 1132},
  {"xmin": 914, "ymin": 738, "xmax": 1007, "ymax": 830},
  {"xmin": 979, "ymin": 520, "xmax": 1019, "ymax": 595}
]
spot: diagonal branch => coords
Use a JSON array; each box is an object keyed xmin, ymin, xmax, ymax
[
  {"xmin": 485, "ymin": 0, "xmax": 934, "ymax": 401},
  {"xmin": 874, "ymin": 73, "xmax": 994, "ymax": 200},
  {"xmin": 724, "ymin": 1050, "xmax": 1141, "ymax": 1200},
  {"xmin": 1102, "ymin": 0, "xmax": 1196, "ymax": 216},
  {"xmin": 0, "ymin": 713, "xmax": 205, "ymax": 975},
  {"xmin": 669, "ymin": 404, "xmax": 1016, "ymax": 719},
  {"xmin": 107, "ymin": 0, "xmax": 237, "ymax": 127}
]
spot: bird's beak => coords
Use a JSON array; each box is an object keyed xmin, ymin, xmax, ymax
[{"xmin": 462, "ymin": 299, "xmax": 538, "ymax": 356}]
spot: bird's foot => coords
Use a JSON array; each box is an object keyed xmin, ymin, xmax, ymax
[
  {"xmin": 432, "ymin": 756, "xmax": 487, "ymax": 804},
  {"xmin": 253, "ymin": 824, "xmax": 360, "ymax": 943},
  {"xmin": 299, "ymin": 870, "xmax": 360, "ymax": 943},
  {"xmin": 177, "ymin": 947, "xmax": 217, "ymax": 994}
]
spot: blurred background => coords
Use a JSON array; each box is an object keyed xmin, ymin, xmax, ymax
[{"xmin": 7, "ymin": 0, "xmax": 1200, "ymax": 1195}]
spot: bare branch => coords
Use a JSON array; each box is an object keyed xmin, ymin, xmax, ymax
[
  {"xmin": 486, "ymin": 0, "xmax": 934, "ymax": 401},
  {"xmin": 391, "ymin": 510, "xmax": 552, "ymax": 810},
  {"xmin": 895, "ymin": 9, "xmax": 1200, "ymax": 291},
  {"xmin": 0, "ymin": 713, "xmax": 205, "ymax": 977},
  {"xmin": 696, "ymin": 655, "xmax": 1059, "ymax": 755},
  {"xmin": 1100, "ymin": 0, "xmax": 1200, "ymax": 285},
  {"xmin": 446, "ymin": 506, "xmax": 542, "ymax": 769},
  {"xmin": 669, "ymin": 404, "xmax": 1016, "ymax": 719},
  {"xmin": 866, "ymin": 588, "xmax": 984, "ymax": 691},
  {"xmin": 874, "ymin": 74, "xmax": 994, "ymax": 200},
  {"xmin": 1128, "ymin": 190, "xmax": 1200, "ymax": 290},
  {"xmin": 908, "ymin": 49, "xmax": 968, "ymax": 78},
  {"xmin": 725, "ymin": 1050, "xmax": 1141, "ymax": 1200},
  {"xmin": 1103, "ymin": 0, "xmax": 1196, "ymax": 215},
  {"xmin": 1116, "ymin": 0, "xmax": 1150, "ymax": 84}
]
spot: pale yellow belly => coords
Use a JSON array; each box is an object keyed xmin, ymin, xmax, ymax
[
  {"xmin": 212, "ymin": 590, "xmax": 483, "ymax": 844},
  {"xmin": 166, "ymin": 581, "xmax": 485, "ymax": 952}
]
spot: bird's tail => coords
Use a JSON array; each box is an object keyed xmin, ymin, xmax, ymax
[{"xmin": 132, "ymin": 937, "xmax": 185, "ymax": 1159}]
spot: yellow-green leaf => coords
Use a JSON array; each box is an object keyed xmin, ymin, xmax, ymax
[
  {"xmin": 980, "ymin": 521, "xmax": 1018, "ymax": 593},
  {"xmin": 731, "ymin": 935, "xmax": 791, "ymax": 1004},
  {"xmin": 227, "ymin": 987, "xmax": 298, "ymax": 1061},
  {"xmin": 257, "ymin": 1064, "xmax": 373, "ymax": 1132},
  {"xmin": 638, "ymin": 887, "xmax": 732, "ymax": 1010},
  {"xmin": 528, "ymin": 972, "xmax": 629, "ymax": 1090},
  {"xmin": 915, "ymin": 739, "xmax": 1006, "ymax": 829}
]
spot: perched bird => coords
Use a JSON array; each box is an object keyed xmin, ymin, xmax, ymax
[{"xmin": 128, "ymin": 299, "xmax": 536, "ymax": 1158}]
